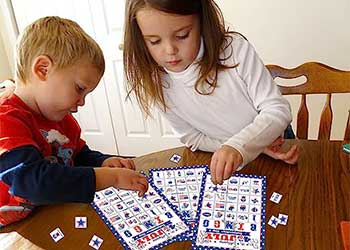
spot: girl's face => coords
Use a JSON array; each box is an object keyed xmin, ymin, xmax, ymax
[{"xmin": 136, "ymin": 7, "xmax": 201, "ymax": 72}]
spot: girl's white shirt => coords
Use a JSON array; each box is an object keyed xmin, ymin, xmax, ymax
[{"xmin": 160, "ymin": 34, "xmax": 292, "ymax": 169}]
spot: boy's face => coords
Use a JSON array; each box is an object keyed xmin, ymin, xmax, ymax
[
  {"xmin": 35, "ymin": 59, "xmax": 102, "ymax": 121},
  {"xmin": 136, "ymin": 7, "xmax": 201, "ymax": 72}
]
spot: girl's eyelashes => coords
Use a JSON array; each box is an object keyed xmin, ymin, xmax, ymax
[
  {"xmin": 149, "ymin": 40, "xmax": 161, "ymax": 45},
  {"xmin": 147, "ymin": 31, "xmax": 190, "ymax": 45},
  {"xmin": 176, "ymin": 32, "xmax": 190, "ymax": 40}
]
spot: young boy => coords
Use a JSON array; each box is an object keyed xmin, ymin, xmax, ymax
[{"xmin": 0, "ymin": 16, "xmax": 148, "ymax": 227}]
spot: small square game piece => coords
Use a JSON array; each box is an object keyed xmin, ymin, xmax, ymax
[
  {"xmin": 50, "ymin": 227, "xmax": 64, "ymax": 242},
  {"xmin": 75, "ymin": 216, "xmax": 87, "ymax": 228},
  {"xmin": 89, "ymin": 235, "xmax": 103, "ymax": 250},
  {"xmin": 278, "ymin": 213, "xmax": 288, "ymax": 225},
  {"xmin": 270, "ymin": 192, "xmax": 283, "ymax": 203},
  {"xmin": 268, "ymin": 215, "xmax": 279, "ymax": 228},
  {"xmin": 170, "ymin": 153, "xmax": 181, "ymax": 163}
]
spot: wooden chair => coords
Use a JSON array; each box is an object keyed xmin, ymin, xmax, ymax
[{"xmin": 266, "ymin": 62, "xmax": 350, "ymax": 140}]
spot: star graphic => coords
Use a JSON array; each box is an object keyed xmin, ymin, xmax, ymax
[
  {"xmin": 93, "ymin": 238, "xmax": 101, "ymax": 246},
  {"xmin": 280, "ymin": 216, "xmax": 287, "ymax": 223},
  {"xmin": 77, "ymin": 218, "xmax": 85, "ymax": 227},
  {"xmin": 272, "ymin": 218, "xmax": 278, "ymax": 225}
]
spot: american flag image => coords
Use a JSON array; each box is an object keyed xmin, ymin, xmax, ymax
[
  {"xmin": 179, "ymin": 194, "xmax": 189, "ymax": 200},
  {"xmin": 215, "ymin": 203, "xmax": 225, "ymax": 209}
]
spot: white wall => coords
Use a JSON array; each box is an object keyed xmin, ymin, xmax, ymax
[
  {"xmin": 216, "ymin": 0, "xmax": 350, "ymax": 68},
  {"xmin": 216, "ymin": 0, "xmax": 350, "ymax": 140}
]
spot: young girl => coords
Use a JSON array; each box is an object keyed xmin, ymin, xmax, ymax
[{"xmin": 123, "ymin": 0, "xmax": 299, "ymax": 184}]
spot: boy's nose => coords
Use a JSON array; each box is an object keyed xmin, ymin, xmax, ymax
[{"xmin": 77, "ymin": 96, "xmax": 85, "ymax": 106}]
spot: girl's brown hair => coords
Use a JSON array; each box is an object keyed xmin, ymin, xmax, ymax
[{"xmin": 124, "ymin": 0, "xmax": 236, "ymax": 115}]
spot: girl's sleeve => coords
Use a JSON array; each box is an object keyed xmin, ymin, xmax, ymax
[
  {"xmin": 223, "ymin": 36, "xmax": 292, "ymax": 166},
  {"xmin": 160, "ymin": 108, "xmax": 223, "ymax": 152},
  {"xmin": 0, "ymin": 145, "xmax": 96, "ymax": 204}
]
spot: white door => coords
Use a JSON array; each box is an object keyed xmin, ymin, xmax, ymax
[
  {"xmin": 88, "ymin": 0, "xmax": 182, "ymax": 156},
  {"xmin": 10, "ymin": 0, "xmax": 182, "ymax": 156}
]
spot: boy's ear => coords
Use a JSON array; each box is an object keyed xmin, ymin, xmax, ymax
[{"xmin": 32, "ymin": 55, "xmax": 53, "ymax": 81}]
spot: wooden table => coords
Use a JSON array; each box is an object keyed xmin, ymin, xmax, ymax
[{"xmin": 0, "ymin": 140, "xmax": 349, "ymax": 250}]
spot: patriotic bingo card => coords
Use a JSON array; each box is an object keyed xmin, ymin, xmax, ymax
[
  {"xmin": 149, "ymin": 165, "xmax": 208, "ymax": 239},
  {"xmin": 192, "ymin": 169, "xmax": 267, "ymax": 250},
  {"xmin": 91, "ymin": 184, "xmax": 190, "ymax": 250}
]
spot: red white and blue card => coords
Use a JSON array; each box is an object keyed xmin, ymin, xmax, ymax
[
  {"xmin": 149, "ymin": 165, "xmax": 207, "ymax": 239},
  {"xmin": 192, "ymin": 169, "xmax": 267, "ymax": 250},
  {"xmin": 91, "ymin": 183, "xmax": 190, "ymax": 250}
]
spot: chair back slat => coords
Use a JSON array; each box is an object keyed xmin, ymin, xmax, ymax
[
  {"xmin": 345, "ymin": 111, "xmax": 350, "ymax": 141},
  {"xmin": 318, "ymin": 94, "xmax": 333, "ymax": 140},
  {"xmin": 297, "ymin": 94, "xmax": 309, "ymax": 139},
  {"xmin": 267, "ymin": 62, "xmax": 350, "ymax": 141}
]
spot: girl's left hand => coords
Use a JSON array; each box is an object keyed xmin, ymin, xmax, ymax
[
  {"xmin": 263, "ymin": 136, "xmax": 300, "ymax": 164},
  {"xmin": 0, "ymin": 79, "xmax": 16, "ymax": 102},
  {"xmin": 101, "ymin": 157, "xmax": 136, "ymax": 170}
]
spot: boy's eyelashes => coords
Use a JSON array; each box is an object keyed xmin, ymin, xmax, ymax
[{"xmin": 75, "ymin": 84, "xmax": 86, "ymax": 93}]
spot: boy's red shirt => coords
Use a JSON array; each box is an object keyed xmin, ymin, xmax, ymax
[{"xmin": 0, "ymin": 94, "xmax": 86, "ymax": 226}]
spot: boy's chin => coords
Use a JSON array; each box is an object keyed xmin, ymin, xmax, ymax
[{"xmin": 43, "ymin": 112, "xmax": 67, "ymax": 122}]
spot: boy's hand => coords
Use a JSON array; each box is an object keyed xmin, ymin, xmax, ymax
[
  {"xmin": 101, "ymin": 157, "xmax": 136, "ymax": 170},
  {"xmin": 95, "ymin": 168, "xmax": 148, "ymax": 196},
  {"xmin": 263, "ymin": 136, "xmax": 299, "ymax": 164},
  {"xmin": 210, "ymin": 145, "xmax": 243, "ymax": 185}
]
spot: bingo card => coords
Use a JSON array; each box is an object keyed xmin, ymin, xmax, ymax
[
  {"xmin": 192, "ymin": 168, "xmax": 267, "ymax": 250},
  {"xmin": 149, "ymin": 165, "xmax": 207, "ymax": 239},
  {"xmin": 91, "ymin": 183, "xmax": 190, "ymax": 250}
]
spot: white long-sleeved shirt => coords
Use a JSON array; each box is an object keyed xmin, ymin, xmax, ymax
[{"xmin": 159, "ymin": 35, "xmax": 292, "ymax": 168}]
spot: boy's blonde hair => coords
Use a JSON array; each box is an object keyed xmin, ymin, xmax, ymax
[{"xmin": 16, "ymin": 16, "xmax": 105, "ymax": 83}]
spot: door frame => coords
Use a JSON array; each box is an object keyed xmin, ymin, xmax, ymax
[{"xmin": 0, "ymin": 0, "xmax": 19, "ymax": 76}]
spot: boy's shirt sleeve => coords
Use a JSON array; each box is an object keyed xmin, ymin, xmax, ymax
[
  {"xmin": 0, "ymin": 104, "xmax": 95, "ymax": 204},
  {"xmin": 0, "ymin": 145, "xmax": 96, "ymax": 204},
  {"xmin": 74, "ymin": 144, "xmax": 114, "ymax": 167},
  {"xmin": 0, "ymin": 106, "xmax": 40, "ymax": 155}
]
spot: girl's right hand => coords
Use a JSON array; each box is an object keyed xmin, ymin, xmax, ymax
[
  {"xmin": 209, "ymin": 145, "xmax": 243, "ymax": 185},
  {"xmin": 0, "ymin": 80, "xmax": 16, "ymax": 102},
  {"xmin": 94, "ymin": 167, "xmax": 148, "ymax": 196}
]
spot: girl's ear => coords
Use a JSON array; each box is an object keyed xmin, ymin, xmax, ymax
[{"xmin": 32, "ymin": 55, "xmax": 53, "ymax": 81}]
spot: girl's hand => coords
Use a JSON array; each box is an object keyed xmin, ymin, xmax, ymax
[
  {"xmin": 0, "ymin": 80, "xmax": 15, "ymax": 102},
  {"xmin": 210, "ymin": 145, "xmax": 243, "ymax": 185},
  {"xmin": 95, "ymin": 168, "xmax": 148, "ymax": 196},
  {"xmin": 101, "ymin": 157, "xmax": 136, "ymax": 170},
  {"xmin": 263, "ymin": 137, "xmax": 300, "ymax": 164}
]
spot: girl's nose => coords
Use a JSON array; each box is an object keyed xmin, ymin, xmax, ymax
[{"xmin": 165, "ymin": 42, "xmax": 178, "ymax": 55}]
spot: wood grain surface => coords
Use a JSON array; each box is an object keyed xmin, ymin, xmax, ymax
[{"xmin": 0, "ymin": 140, "xmax": 349, "ymax": 250}]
